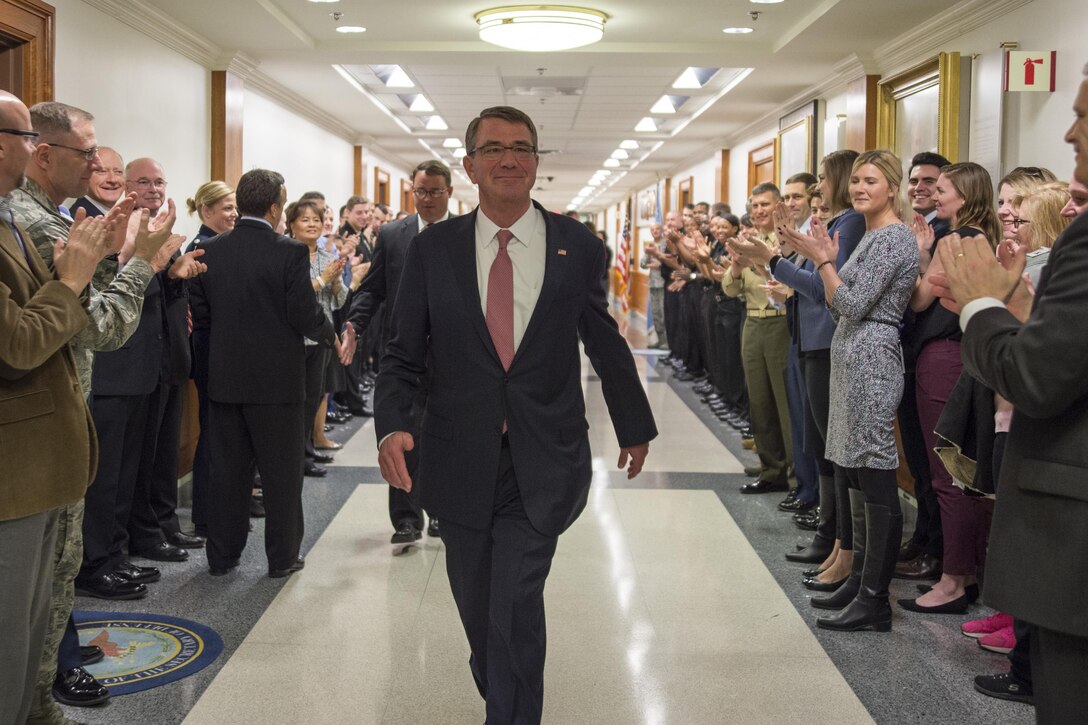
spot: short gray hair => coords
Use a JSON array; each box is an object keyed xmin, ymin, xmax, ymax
[
  {"xmin": 465, "ymin": 106, "xmax": 538, "ymax": 154},
  {"xmin": 751, "ymin": 182, "xmax": 781, "ymax": 199},
  {"xmin": 29, "ymin": 102, "xmax": 94, "ymax": 139}
]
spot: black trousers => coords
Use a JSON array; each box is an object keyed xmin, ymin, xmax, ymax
[
  {"xmin": 800, "ymin": 355, "xmax": 834, "ymax": 477},
  {"xmin": 440, "ymin": 444, "xmax": 559, "ymax": 725},
  {"xmin": 304, "ymin": 346, "xmax": 330, "ymax": 452},
  {"xmin": 682, "ymin": 282, "xmax": 706, "ymax": 372},
  {"xmin": 207, "ymin": 401, "xmax": 305, "ymax": 571},
  {"xmin": 898, "ymin": 371, "xmax": 941, "ymax": 556},
  {"xmin": 700, "ymin": 288, "xmax": 720, "ymax": 390},
  {"xmin": 713, "ymin": 300, "xmax": 747, "ymax": 413},
  {"xmin": 1031, "ymin": 625, "xmax": 1088, "ymax": 723},
  {"xmin": 80, "ymin": 393, "xmax": 152, "ymax": 581},
  {"xmin": 664, "ymin": 286, "xmax": 685, "ymax": 359},
  {"xmin": 128, "ymin": 381, "xmax": 184, "ymax": 550}
]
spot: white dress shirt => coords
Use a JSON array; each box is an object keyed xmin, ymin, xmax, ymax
[
  {"xmin": 959, "ymin": 297, "xmax": 1006, "ymax": 332},
  {"xmin": 475, "ymin": 206, "xmax": 547, "ymax": 352},
  {"xmin": 417, "ymin": 211, "xmax": 450, "ymax": 234}
]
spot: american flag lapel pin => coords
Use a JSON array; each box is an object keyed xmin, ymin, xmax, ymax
[{"xmin": 557, "ymin": 249, "xmax": 567, "ymax": 255}]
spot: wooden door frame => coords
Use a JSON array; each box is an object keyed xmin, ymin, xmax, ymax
[
  {"xmin": 747, "ymin": 140, "xmax": 776, "ymax": 196},
  {"xmin": 0, "ymin": 0, "xmax": 55, "ymax": 105}
]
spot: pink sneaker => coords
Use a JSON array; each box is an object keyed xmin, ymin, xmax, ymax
[
  {"xmin": 962, "ymin": 612, "xmax": 1013, "ymax": 639},
  {"xmin": 978, "ymin": 626, "xmax": 1017, "ymax": 654}
]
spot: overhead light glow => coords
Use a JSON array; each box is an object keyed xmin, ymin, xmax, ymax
[
  {"xmin": 386, "ymin": 66, "xmax": 413, "ymax": 87},
  {"xmin": 603, "ymin": 158, "xmax": 621, "ymax": 168},
  {"xmin": 634, "ymin": 117, "xmax": 657, "ymax": 132},
  {"xmin": 476, "ymin": 6, "xmax": 608, "ymax": 52},
  {"xmin": 308, "ymin": 0, "xmax": 340, "ymax": 3},
  {"xmin": 610, "ymin": 149, "xmax": 629, "ymax": 159},
  {"xmin": 588, "ymin": 178, "xmax": 602, "ymax": 186},
  {"xmin": 442, "ymin": 138, "xmax": 463, "ymax": 148},
  {"xmin": 409, "ymin": 95, "xmax": 434, "ymax": 112},
  {"xmin": 425, "ymin": 116, "xmax": 448, "ymax": 130},
  {"xmin": 335, "ymin": 25, "xmax": 367, "ymax": 33},
  {"xmin": 723, "ymin": 27, "xmax": 754, "ymax": 34},
  {"xmin": 619, "ymin": 139, "xmax": 639, "ymax": 150},
  {"xmin": 453, "ymin": 148, "xmax": 467, "ymax": 158},
  {"xmin": 750, "ymin": 0, "xmax": 784, "ymax": 3},
  {"xmin": 673, "ymin": 67, "xmax": 720, "ymax": 89},
  {"xmin": 650, "ymin": 96, "xmax": 677, "ymax": 114},
  {"xmin": 596, "ymin": 169, "xmax": 612, "ymax": 176}
]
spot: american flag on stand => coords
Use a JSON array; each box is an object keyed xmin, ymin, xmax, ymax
[{"xmin": 615, "ymin": 217, "xmax": 630, "ymax": 314}]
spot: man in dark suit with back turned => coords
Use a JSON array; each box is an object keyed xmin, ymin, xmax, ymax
[
  {"xmin": 190, "ymin": 169, "xmax": 337, "ymax": 577},
  {"xmin": 366, "ymin": 106, "xmax": 656, "ymax": 724},
  {"xmin": 342, "ymin": 158, "xmax": 454, "ymax": 545},
  {"xmin": 937, "ymin": 63, "xmax": 1088, "ymax": 722}
]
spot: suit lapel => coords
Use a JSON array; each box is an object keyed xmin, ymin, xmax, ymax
[
  {"xmin": 444, "ymin": 211, "xmax": 503, "ymax": 365},
  {"xmin": 512, "ymin": 202, "xmax": 563, "ymax": 367},
  {"xmin": 0, "ymin": 222, "xmax": 39, "ymax": 281}
]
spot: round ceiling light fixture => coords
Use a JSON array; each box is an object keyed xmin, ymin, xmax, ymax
[
  {"xmin": 335, "ymin": 25, "xmax": 367, "ymax": 33},
  {"xmin": 475, "ymin": 6, "xmax": 608, "ymax": 52}
]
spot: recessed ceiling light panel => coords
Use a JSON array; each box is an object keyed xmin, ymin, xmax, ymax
[
  {"xmin": 634, "ymin": 117, "xmax": 657, "ymax": 132},
  {"xmin": 425, "ymin": 116, "xmax": 448, "ymax": 130},
  {"xmin": 723, "ymin": 27, "xmax": 754, "ymax": 34},
  {"xmin": 336, "ymin": 25, "xmax": 367, "ymax": 33},
  {"xmin": 619, "ymin": 140, "xmax": 639, "ymax": 150},
  {"xmin": 673, "ymin": 67, "xmax": 721, "ymax": 89}
]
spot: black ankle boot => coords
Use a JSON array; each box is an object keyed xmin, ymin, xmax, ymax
[
  {"xmin": 811, "ymin": 487, "xmax": 866, "ymax": 610},
  {"xmin": 817, "ymin": 503, "xmax": 902, "ymax": 632},
  {"xmin": 786, "ymin": 534, "xmax": 834, "ymax": 563}
]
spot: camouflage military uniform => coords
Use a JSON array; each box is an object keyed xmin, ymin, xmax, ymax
[{"xmin": 11, "ymin": 179, "xmax": 153, "ymax": 725}]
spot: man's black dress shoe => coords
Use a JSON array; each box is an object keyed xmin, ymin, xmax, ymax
[
  {"xmin": 898, "ymin": 539, "xmax": 924, "ymax": 562},
  {"xmin": 793, "ymin": 510, "xmax": 819, "ymax": 531},
  {"xmin": 130, "ymin": 540, "xmax": 189, "ymax": 562},
  {"xmin": 209, "ymin": 559, "xmax": 240, "ymax": 576},
  {"xmin": 308, "ymin": 452, "xmax": 335, "ymax": 464},
  {"xmin": 323, "ymin": 424, "xmax": 334, "ymax": 433},
  {"xmin": 167, "ymin": 530, "xmax": 206, "ymax": 548},
  {"xmin": 53, "ymin": 667, "xmax": 110, "ymax": 707},
  {"xmin": 305, "ymin": 462, "xmax": 327, "ymax": 477},
  {"xmin": 75, "ymin": 573, "xmax": 147, "ymax": 600},
  {"xmin": 114, "ymin": 560, "xmax": 160, "ymax": 584},
  {"xmin": 427, "ymin": 519, "xmax": 441, "ymax": 538},
  {"xmin": 740, "ymin": 479, "xmax": 787, "ymax": 494},
  {"xmin": 802, "ymin": 574, "xmax": 849, "ymax": 592},
  {"xmin": 269, "ymin": 557, "xmax": 305, "ymax": 578},
  {"xmin": 250, "ymin": 495, "xmax": 267, "ymax": 517},
  {"xmin": 80, "ymin": 645, "xmax": 104, "ymax": 666},
  {"xmin": 915, "ymin": 582, "xmax": 980, "ymax": 603},
  {"xmin": 391, "ymin": 522, "xmax": 422, "ymax": 544},
  {"xmin": 897, "ymin": 593, "xmax": 969, "ymax": 614},
  {"xmin": 894, "ymin": 553, "xmax": 942, "ymax": 580},
  {"xmin": 778, "ymin": 490, "xmax": 798, "ymax": 508},
  {"xmin": 779, "ymin": 497, "xmax": 817, "ymax": 513},
  {"xmin": 974, "ymin": 672, "xmax": 1034, "ymax": 705},
  {"xmin": 674, "ymin": 371, "xmax": 695, "ymax": 381}
]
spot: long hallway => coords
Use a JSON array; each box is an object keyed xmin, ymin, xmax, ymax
[{"xmin": 67, "ymin": 337, "xmax": 1034, "ymax": 725}]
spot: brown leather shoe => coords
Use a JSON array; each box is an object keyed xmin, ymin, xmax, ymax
[{"xmin": 894, "ymin": 553, "xmax": 942, "ymax": 580}]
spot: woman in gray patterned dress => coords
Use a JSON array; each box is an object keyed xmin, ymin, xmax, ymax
[{"xmin": 779, "ymin": 149, "xmax": 919, "ymax": 632}]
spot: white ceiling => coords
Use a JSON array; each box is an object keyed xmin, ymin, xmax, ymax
[{"xmin": 140, "ymin": 0, "xmax": 961, "ymax": 210}]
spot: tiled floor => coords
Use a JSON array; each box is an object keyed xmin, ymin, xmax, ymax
[{"xmin": 65, "ymin": 317, "xmax": 1035, "ymax": 725}]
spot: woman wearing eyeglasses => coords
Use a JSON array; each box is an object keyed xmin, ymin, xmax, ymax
[
  {"xmin": 996, "ymin": 166, "xmax": 1058, "ymax": 242},
  {"xmin": 900, "ymin": 162, "xmax": 1002, "ymax": 615}
]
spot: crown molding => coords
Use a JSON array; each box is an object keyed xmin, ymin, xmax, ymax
[
  {"xmin": 873, "ymin": 0, "xmax": 1033, "ymax": 77},
  {"xmin": 81, "ymin": 0, "xmax": 221, "ymax": 67}
]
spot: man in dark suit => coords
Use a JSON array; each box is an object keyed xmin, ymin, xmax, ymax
[
  {"xmin": 189, "ymin": 169, "xmax": 337, "ymax": 577},
  {"xmin": 937, "ymin": 65, "xmax": 1088, "ymax": 722},
  {"xmin": 342, "ymin": 159, "xmax": 454, "ymax": 545},
  {"xmin": 367, "ymin": 106, "xmax": 656, "ymax": 724}
]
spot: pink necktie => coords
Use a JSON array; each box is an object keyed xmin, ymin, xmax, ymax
[{"xmin": 486, "ymin": 229, "xmax": 515, "ymax": 371}]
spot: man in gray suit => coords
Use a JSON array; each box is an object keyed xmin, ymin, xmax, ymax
[
  {"xmin": 341, "ymin": 159, "xmax": 454, "ymax": 544},
  {"xmin": 938, "ymin": 62, "xmax": 1088, "ymax": 721}
]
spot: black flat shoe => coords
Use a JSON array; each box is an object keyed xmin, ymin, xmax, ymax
[
  {"xmin": 53, "ymin": 667, "xmax": 110, "ymax": 707},
  {"xmin": 80, "ymin": 645, "xmax": 104, "ymax": 666},
  {"xmin": 75, "ymin": 573, "xmax": 147, "ymax": 601},
  {"xmin": 209, "ymin": 559, "xmax": 240, "ymax": 576},
  {"xmin": 803, "ymin": 574, "xmax": 849, "ymax": 592},
  {"xmin": 305, "ymin": 462, "xmax": 327, "ymax": 477},
  {"xmin": 130, "ymin": 540, "xmax": 189, "ymax": 562},
  {"xmin": 786, "ymin": 536, "xmax": 834, "ymax": 563},
  {"xmin": 915, "ymin": 583, "xmax": 980, "ymax": 603},
  {"xmin": 427, "ymin": 519, "xmax": 441, "ymax": 538},
  {"xmin": 114, "ymin": 560, "xmax": 160, "ymax": 584},
  {"xmin": 897, "ymin": 594, "xmax": 969, "ymax": 614},
  {"xmin": 974, "ymin": 672, "xmax": 1034, "ymax": 705},
  {"xmin": 802, "ymin": 566, "xmax": 827, "ymax": 578},
  {"xmin": 309, "ymin": 453, "xmax": 335, "ymax": 464},
  {"xmin": 268, "ymin": 556, "xmax": 305, "ymax": 578}
]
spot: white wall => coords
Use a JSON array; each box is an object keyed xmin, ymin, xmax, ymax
[
  {"xmin": 54, "ymin": 0, "xmax": 210, "ymax": 239},
  {"xmin": 243, "ymin": 91, "xmax": 354, "ymax": 212},
  {"xmin": 671, "ymin": 154, "xmax": 720, "ymax": 209}
]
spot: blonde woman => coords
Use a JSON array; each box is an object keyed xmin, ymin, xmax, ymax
[
  {"xmin": 185, "ymin": 181, "xmax": 237, "ymax": 248},
  {"xmin": 778, "ymin": 149, "xmax": 918, "ymax": 632}
]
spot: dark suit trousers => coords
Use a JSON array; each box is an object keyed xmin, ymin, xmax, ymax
[
  {"xmin": 441, "ymin": 444, "xmax": 558, "ymax": 725},
  {"xmin": 207, "ymin": 401, "xmax": 305, "ymax": 570},
  {"xmin": 713, "ymin": 299, "xmax": 748, "ymax": 414},
  {"xmin": 80, "ymin": 394, "xmax": 151, "ymax": 581},
  {"xmin": 128, "ymin": 381, "xmax": 184, "ymax": 549},
  {"xmin": 304, "ymin": 346, "xmax": 330, "ymax": 453},
  {"xmin": 1030, "ymin": 625, "xmax": 1088, "ymax": 723},
  {"xmin": 898, "ymin": 370, "xmax": 941, "ymax": 556}
]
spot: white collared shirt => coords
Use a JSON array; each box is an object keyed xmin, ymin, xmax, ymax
[
  {"xmin": 475, "ymin": 206, "xmax": 546, "ymax": 352},
  {"xmin": 418, "ymin": 212, "xmax": 450, "ymax": 234}
]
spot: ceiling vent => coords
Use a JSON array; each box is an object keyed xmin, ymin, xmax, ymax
[{"xmin": 502, "ymin": 76, "xmax": 586, "ymax": 97}]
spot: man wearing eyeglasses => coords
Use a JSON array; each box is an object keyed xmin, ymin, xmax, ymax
[
  {"xmin": 340, "ymin": 159, "xmax": 454, "ymax": 545},
  {"xmin": 370, "ymin": 106, "xmax": 656, "ymax": 725}
]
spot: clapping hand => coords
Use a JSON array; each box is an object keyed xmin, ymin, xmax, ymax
[
  {"xmin": 778, "ymin": 216, "xmax": 838, "ymax": 264},
  {"xmin": 728, "ymin": 231, "xmax": 773, "ymax": 266},
  {"xmin": 104, "ymin": 193, "xmax": 138, "ymax": 254},
  {"xmin": 167, "ymin": 244, "xmax": 207, "ymax": 279},
  {"xmin": 54, "ymin": 215, "xmax": 114, "ymax": 295},
  {"xmin": 909, "ymin": 212, "xmax": 936, "ymax": 272},
  {"xmin": 936, "ymin": 233, "xmax": 1024, "ymax": 310},
  {"xmin": 772, "ymin": 200, "xmax": 796, "ymax": 232}
]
